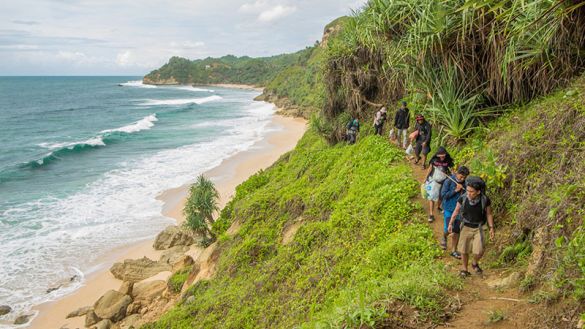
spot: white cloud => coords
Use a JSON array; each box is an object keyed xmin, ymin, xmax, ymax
[
  {"xmin": 57, "ymin": 51, "xmax": 103, "ymax": 65},
  {"xmin": 115, "ymin": 50, "xmax": 134, "ymax": 67},
  {"xmin": 169, "ymin": 41, "xmax": 205, "ymax": 49},
  {"xmin": 258, "ymin": 5, "xmax": 297, "ymax": 23},
  {"xmin": 239, "ymin": 0, "xmax": 267, "ymax": 13}
]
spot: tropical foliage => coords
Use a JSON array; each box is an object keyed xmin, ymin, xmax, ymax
[
  {"xmin": 324, "ymin": 0, "xmax": 585, "ymax": 141},
  {"xmin": 184, "ymin": 175, "xmax": 219, "ymax": 243},
  {"xmin": 144, "ymin": 47, "xmax": 317, "ymax": 86}
]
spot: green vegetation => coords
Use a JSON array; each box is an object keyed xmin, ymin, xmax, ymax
[
  {"xmin": 144, "ymin": 48, "xmax": 316, "ymax": 86},
  {"xmin": 322, "ymin": 0, "xmax": 585, "ymax": 142},
  {"xmin": 184, "ymin": 175, "xmax": 219, "ymax": 244},
  {"xmin": 486, "ymin": 309, "xmax": 506, "ymax": 324},
  {"xmin": 143, "ymin": 132, "xmax": 459, "ymax": 328},
  {"xmin": 450, "ymin": 74, "xmax": 585, "ymax": 321},
  {"xmin": 167, "ymin": 267, "xmax": 191, "ymax": 294}
]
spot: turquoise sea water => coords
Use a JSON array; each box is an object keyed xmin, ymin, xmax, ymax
[{"xmin": 0, "ymin": 77, "xmax": 274, "ymax": 325}]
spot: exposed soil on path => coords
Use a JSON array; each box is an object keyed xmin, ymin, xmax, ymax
[{"xmin": 409, "ymin": 159, "xmax": 531, "ymax": 329}]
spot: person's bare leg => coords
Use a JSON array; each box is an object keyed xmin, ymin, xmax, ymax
[
  {"xmin": 461, "ymin": 253, "xmax": 469, "ymax": 272},
  {"xmin": 451, "ymin": 233, "xmax": 459, "ymax": 253}
]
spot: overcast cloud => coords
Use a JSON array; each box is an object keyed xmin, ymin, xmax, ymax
[{"xmin": 0, "ymin": 0, "xmax": 367, "ymax": 75}]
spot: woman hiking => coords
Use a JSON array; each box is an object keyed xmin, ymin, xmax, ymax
[
  {"xmin": 424, "ymin": 147, "xmax": 454, "ymax": 223},
  {"xmin": 373, "ymin": 107, "xmax": 387, "ymax": 136}
]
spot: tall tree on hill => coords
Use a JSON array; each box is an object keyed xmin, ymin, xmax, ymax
[{"xmin": 184, "ymin": 175, "xmax": 219, "ymax": 243}]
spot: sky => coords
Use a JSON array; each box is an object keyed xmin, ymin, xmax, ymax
[{"xmin": 0, "ymin": 0, "xmax": 367, "ymax": 76}]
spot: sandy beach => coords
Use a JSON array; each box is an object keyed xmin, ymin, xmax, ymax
[{"xmin": 28, "ymin": 114, "xmax": 306, "ymax": 329}]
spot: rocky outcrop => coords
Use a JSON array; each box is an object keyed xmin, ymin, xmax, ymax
[
  {"xmin": 93, "ymin": 319, "xmax": 113, "ymax": 329},
  {"xmin": 142, "ymin": 76, "xmax": 179, "ymax": 85},
  {"xmin": 66, "ymin": 305, "xmax": 92, "ymax": 318},
  {"xmin": 0, "ymin": 305, "xmax": 11, "ymax": 316},
  {"xmin": 85, "ymin": 310, "xmax": 101, "ymax": 327},
  {"xmin": 153, "ymin": 226, "xmax": 199, "ymax": 250},
  {"xmin": 254, "ymin": 93, "xmax": 312, "ymax": 119},
  {"xmin": 132, "ymin": 280, "xmax": 167, "ymax": 304},
  {"xmin": 13, "ymin": 314, "xmax": 32, "ymax": 325},
  {"xmin": 110, "ymin": 257, "xmax": 171, "ymax": 282},
  {"xmin": 118, "ymin": 314, "xmax": 141, "ymax": 329},
  {"xmin": 93, "ymin": 290, "xmax": 132, "ymax": 323},
  {"xmin": 159, "ymin": 246, "xmax": 190, "ymax": 264},
  {"xmin": 118, "ymin": 281, "xmax": 134, "ymax": 296}
]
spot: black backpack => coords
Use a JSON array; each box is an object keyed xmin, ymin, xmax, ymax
[{"xmin": 461, "ymin": 176, "xmax": 489, "ymax": 223}]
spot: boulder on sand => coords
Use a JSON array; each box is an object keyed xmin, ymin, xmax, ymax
[
  {"xmin": 110, "ymin": 257, "xmax": 171, "ymax": 282},
  {"xmin": 93, "ymin": 319, "xmax": 113, "ymax": 329},
  {"xmin": 131, "ymin": 280, "xmax": 167, "ymax": 304},
  {"xmin": 153, "ymin": 226, "xmax": 199, "ymax": 250},
  {"xmin": 0, "ymin": 305, "xmax": 11, "ymax": 316},
  {"xmin": 85, "ymin": 310, "xmax": 101, "ymax": 327},
  {"xmin": 66, "ymin": 305, "xmax": 92, "ymax": 318},
  {"xmin": 93, "ymin": 290, "xmax": 132, "ymax": 323},
  {"xmin": 13, "ymin": 314, "xmax": 32, "ymax": 325}
]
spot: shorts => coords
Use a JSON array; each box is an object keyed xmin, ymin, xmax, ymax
[
  {"xmin": 415, "ymin": 142, "xmax": 430, "ymax": 157},
  {"xmin": 457, "ymin": 225, "xmax": 485, "ymax": 256},
  {"xmin": 443, "ymin": 210, "xmax": 461, "ymax": 234}
]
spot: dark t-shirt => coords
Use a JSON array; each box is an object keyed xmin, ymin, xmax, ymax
[{"xmin": 457, "ymin": 194, "xmax": 491, "ymax": 226}]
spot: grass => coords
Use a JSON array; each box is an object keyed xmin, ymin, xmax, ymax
[
  {"xmin": 142, "ymin": 131, "xmax": 459, "ymax": 329},
  {"xmin": 486, "ymin": 309, "xmax": 506, "ymax": 324}
]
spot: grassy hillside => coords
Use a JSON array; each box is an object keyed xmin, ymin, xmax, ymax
[
  {"xmin": 143, "ymin": 48, "xmax": 315, "ymax": 86},
  {"xmin": 144, "ymin": 132, "xmax": 459, "ymax": 328},
  {"xmin": 450, "ymin": 75, "xmax": 585, "ymax": 326}
]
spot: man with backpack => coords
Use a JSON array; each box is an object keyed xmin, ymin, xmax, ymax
[
  {"xmin": 448, "ymin": 176, "xmax": 495, "ymax": 277},
  {"xmin": 346, "ymin": 118, "xmax": 360, "ymax": 145},
  {"xmin": 373, "ymin": 107, "xmax": 387, "ymax": 136},
  {"xmin": 391, "ymin": 101, "xmax": 410, "ymax": 148},
  {"xmin": 441, "ymin": 166, "xmax": 470, "ymax": 258},
  {"xmin": 413, "ymin": 114, "xmax": 432, "ymax": 169}
]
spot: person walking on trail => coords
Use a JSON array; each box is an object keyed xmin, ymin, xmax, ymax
[
  {"xmin": 440, "ymin": 166, "xmax": 470, "ymax": 259},
  {"xmin": 391, "ymin": 101, "xmax": 410, "ymax": 148},
  {"xmin": 413, "ymin": 115, "xmax": 432, "ymax": 168},
  {"xmin": 425, "ymin": 147, "xmax": 454, "ymax": 223},
  {"xmin": 373, "ymin": 107, "xmax": 387, "ymax": 136},
  {"xmin": 346, "ymin": 118, "xmax": 360, "ymax": 145},
  {"xmin": 448, "ymin": 176, "xmax": 495, "ymax": 277}
]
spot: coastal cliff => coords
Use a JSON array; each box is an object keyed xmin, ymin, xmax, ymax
[{"xmin": 134, "ymin": 2, "xmax": 585, "ymax": 328}]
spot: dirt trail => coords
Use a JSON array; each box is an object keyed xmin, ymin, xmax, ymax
[{"xmin": 409, "ymin": 161, "xmax": 529, "ymax": 328}]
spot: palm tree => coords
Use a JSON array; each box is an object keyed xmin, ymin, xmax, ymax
[{"xmin": 184, "ymin": 175, "xmax": 219, "ymax": 242}]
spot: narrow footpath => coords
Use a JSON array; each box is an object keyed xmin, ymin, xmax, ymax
[{"xmin": 409, "ymin": 161, "xmax": 530, "ymax": 328}]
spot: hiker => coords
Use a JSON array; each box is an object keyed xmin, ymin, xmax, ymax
[
  {"xmin": 373, "ymin": 107, "xmax": 387, "ymax": 136},
  {"xmin": 390, "ymin": 101, "xmax": 410, "ymax": 148},
  {"xmin": 425, "ymin": 147, "xmax": 454, "ymax": 222},
  {"xmin": 413, "ymin": 114, "xmax": 432, "ymax": 168},
  {"xmin": 448, "ymin": 176, "xmax": 495, "ymax": 277},
  {"xmin": 440, "ymin": 166, "xmax": 470, "ymax": 259},
  {"xmin": 346, "ymin": 118, "xmax": 360, "ymax": 145}
]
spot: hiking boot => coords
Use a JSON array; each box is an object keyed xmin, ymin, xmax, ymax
[
  {"xmin": 459, "ymin": 270, "xmax": 471, "ymax": 278},
  {"xmin": 428, "ymin": 215, "xmax": 435, "ymax": 223},
  {"xmin": 414, "ymin": 157, "xmax": 420, "ymax": 164},
  {"xmin": 472, "ymin": 263, "xmax": 483, "ymax": 274},
  {"xmin": 440, "ymin": 238, "xmax": 447, "ymax": 250},
  {"xmin": 450, "ymin": 251, "xmax": 462, "ymax": 259}
]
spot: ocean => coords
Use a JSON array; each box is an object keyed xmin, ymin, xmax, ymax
[{"xmin": 0, "ymin": 77, "xmax": 275, "ymax": 325}]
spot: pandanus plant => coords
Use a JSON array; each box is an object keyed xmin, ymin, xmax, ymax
[{"xmin": 184, "ymin": 175, "xmax": 219, "ymax": 243}]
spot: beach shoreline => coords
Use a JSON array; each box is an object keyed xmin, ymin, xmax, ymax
[{"xmin": 27, "ymin": 112, "xmax": 306, "ymax": 329}]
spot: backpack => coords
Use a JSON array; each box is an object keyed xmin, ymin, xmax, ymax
[{"xmin": 461, "ymin": 176, "xmax": 489, "ymax": 224}]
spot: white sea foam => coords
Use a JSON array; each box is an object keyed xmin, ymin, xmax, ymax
[
  {"xmin": 37, "ymin": 136, "xmax": 106, "ymax": 150},
  {"xmin": 120, "ymin": 80, "xmax": 157, "ymax": 89},
  {"xmin": 173, "ymin": 86, "xmax": 215, "ymax": 93},
  {"xmin": 140, "ymin": 95, "xmax": 223, "ymax": 106},
  {"xmin": 0, "ymin": 101, "xmax": 275, "ymax": 325},
  {"xmin": 101, "ymin": 114, "xmax": 158, "ymax": 134}
]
